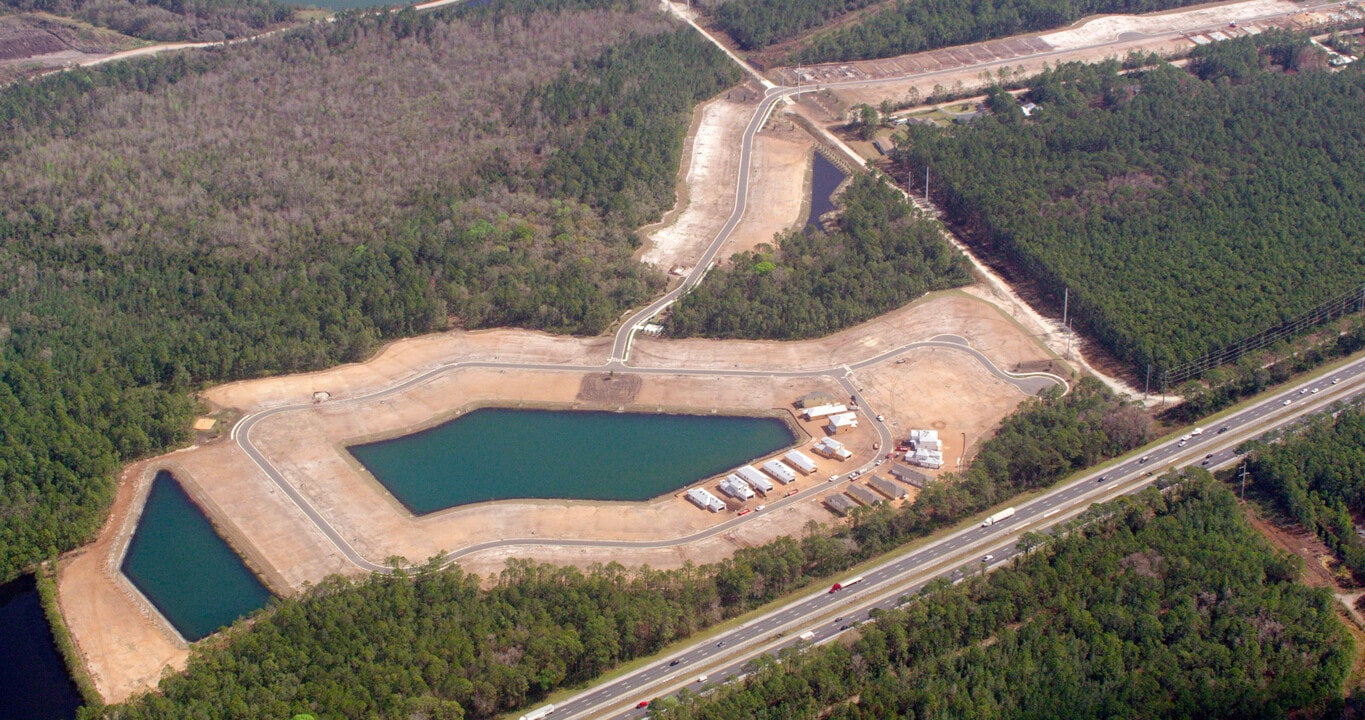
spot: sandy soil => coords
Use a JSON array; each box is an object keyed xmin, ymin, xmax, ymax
[
  {"xmin": 56, "ymin": 462, "xmax": 188, "ymax": 703},
  {"xmin": 719, "ymin": 114, "xmax": 815, "ymax": 261},
  {"xmin": 1040, "ymin": 0, "xmax": 1299, "ymax": 49},
  {"xmin": 858, "ymin": 347, "xmax": 1036, "ymax": 472},
  {"xmin": 638, "ymin": 92, "xmax": 757, "ymax": 273},
  {"xmin": 633, "ymin": 291, "xmax": 1059, "ymax": 375}
]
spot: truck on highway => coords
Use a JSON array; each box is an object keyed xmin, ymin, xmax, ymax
[
  {"xmin": 519, "ymin": 704, "xmax": 554, "ymax": 720},
  {"xmin": 981, "ymin": 507, "xmax": 1016, "ymax": 527},
  {"xmin": 798, "ymin": 631, "xmax": 816, "ymax": 642},
  {"xmin": 828, "ymin": 576, "xmax": 864, "ymax": 593}
]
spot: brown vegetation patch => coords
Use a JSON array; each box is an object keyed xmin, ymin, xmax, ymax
[
  {"xmin": 1119, "ymin": 549, "xmax": 1164, "ymax": 578},
  {"xmin": 575, "ymin": 372, "xmax": 642, "ymax": 404}
]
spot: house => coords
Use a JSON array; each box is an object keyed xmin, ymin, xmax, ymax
[
  {"xmin": 846, "ymin": 484, "xmax": 882, "ymax": 507},
  {"xmin": 890, "ymin": 464, "xmax": 931, "ymax": 488},
  {"xmin": 824, "ymin": 493, "xmax": 859, "ymax": 517},
  {"xmin": 826, "ymin": 412, "xmax": 859, "ymax": 435},
  {"xmin": 1020, "ymin": 102, "xmax": 1038, "ymax": 117},
  {"xmin": 873, "ymin": 137, "xmax": 895, "ymax": 155},
  {"xmin": 813, "ymin": 437, "xmax": 853, "ymax": 460},
  {"xmin": 795, "ymin": 391, "xmax": 840, "ymax": 409},
  {"xmin": 868, "ymin": 475, "xmax": 908, "ymax": 500}
]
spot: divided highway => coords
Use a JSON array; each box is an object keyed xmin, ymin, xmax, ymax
[{"xmin": 545, "ymin": 357, "xmax": 1365, "ymax": 719}]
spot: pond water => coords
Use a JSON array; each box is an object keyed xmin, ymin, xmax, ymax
[
  {"xmin": 806, "ymin": 152, "xmax": 846, "ymax": 231},
  {"xmin": 121, "ymin": 471, "xmax": 273, "ymax": 642},
  {"xmin": 0, "ymin": 575, "xmax": 82, "ymax": 720},
  {"xmin": 349, "ymin": 408, "xmax": 797, "ymax": 514}
]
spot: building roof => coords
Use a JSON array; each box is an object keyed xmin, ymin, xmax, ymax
[
  {"xmin": 847, "ymin": 484, "xmax": 882, "ymax": 506},
  {"xmin": 868, "ymin": 475, "xmax": 908, "ymax": 499},
  {"xmin": 795, "ymin": 391, "xmax": 840, "ymax": 408},
  {"xmin": 824, "ymin": 494, "xmax": 858, "ymax": 516},
  {"xmin": 889, "ymin": 464, "xmax": 931, "ymax": 487}
]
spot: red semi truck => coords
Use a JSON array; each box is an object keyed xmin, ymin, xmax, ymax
[{"xmin": 828, "ymin": 576, "xmax": 864, "ymax": 594}]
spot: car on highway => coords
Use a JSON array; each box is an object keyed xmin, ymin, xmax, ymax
[
  {"xmin": 1097, "ymin": 475, "xmax": 1109, "ymax": 483},
  {"xmin": 1217, "ymin": 427, "xmax": 1228, "ymax": 434},
  {"xmin": 1180, "ymin": 434, "xmax": 1192, "ymax": 441},
  {"xmin": 696, "ymin": 675, "xmax": 708, "ymax": 684},
  {"xmin": 875, "ymin": 459, "xmax": 885, "ymax": 466},
  {"xmin": 1139, "ymin": 456, "xmax": 1149, "ymax": 463},
  {"xmin": 982, "ymin": 554, "xmax": 994, "ymax": 562},
  {"xmin": 1300, "ymin": 388, "xmax": 1309, "ymax": 395},
  {"xmin": 716, "ymin": 641, "xmax": 726, "ymax": 648},
  {"xmin": 834, "ymin": 616, "xmax": 843, "ymax": 623},
  {"xmin": 669, "ymin": 659, "xmax": 681, "ymax": 667},
  {"xmin": 1178, "ymin": 440, "xmax": 1186, "ymax": 447},
  {"xmin": 637, "ymin": 700, "xmax": 649, "ymax": 709},
  {"xmin": 1334, "ymin": 378, "xmax": 1342, "ymax": 384},
  {"xmin": 1283, "ymin": 399, "xmax": 1293, "ymax": 406},
  {"xmin": 1312, "ymin": 388, "xmax": 1319, "ymax": 394},
  {"xmin": 1205, "ymin": 453, "xmax": 1214, "ymax": 459}
]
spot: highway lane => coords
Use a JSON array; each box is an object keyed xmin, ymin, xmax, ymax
[
  {"xmin": 233, "ymin": 336, "xmax": 1060, "ymax": 572},
  {"xmin": 546, "ymin": 358, "xmax": 1365, "ymax": 719}
]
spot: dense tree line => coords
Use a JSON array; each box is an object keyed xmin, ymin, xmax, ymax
[
  {"xmin": 3, "ymin": 0, "xmax": 295, "ymax": 42},
  {"xmin": 666, "ymin": 174, "xmax": 971, "ymax": 339},
  {"xmin": 702, "ymin": 0, "xmax": 879, "ymax": 51},
  {"xmin": 0, "ymin": 0, "xmax": 740, "ymax": 584},
  {"xmin": 791, "ymin": 0, "xmax": 1207, "ymax": 63},
  {"xmin": 1168, "ymin": 315, "xmax": 1365, "ymax": 423},
  {"xmin": 660, "ymin": 477, "xmax": 1351, "ymax": 719},
  {"xmin": 1245, "ymin": 404, "xmax": 1365, "ymax": 581},
  {"xmin": 98, "ymin": 378, "xmax": 1146, "ymax": 718},
  {"xmin": 895, "ymin": 35, "xmax": 1365, "ymax": 376}
]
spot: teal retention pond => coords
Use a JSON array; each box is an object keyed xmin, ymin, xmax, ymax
[
  {"xmin": 121, "ymin": 471, "xmax": 273, "ymax": 642},
  {"xmin": 349, "ymin": 408, "xmax": 797, "ymax": 515}
]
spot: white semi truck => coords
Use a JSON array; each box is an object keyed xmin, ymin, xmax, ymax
[{"xmin": 981, "ymin": 507, "xmax": 1017, "ymax": 527}]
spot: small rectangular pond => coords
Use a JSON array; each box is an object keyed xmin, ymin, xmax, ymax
[
  {"xmin": 121, "ymin": 471, "xmax": 273, "ymax": 642},
  {"xmin": 348, "ymin": 408, "xmax": 797, "ymax": 514},
  {"xmin": 806, "ymin": 152, "xmax": 846, "ymax": 231},
  {"xmin": 0, "ymin": 575, "xmax": 82, "ymax": 720}
]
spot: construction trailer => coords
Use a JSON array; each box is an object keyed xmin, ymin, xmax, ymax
[
  {"xmin": 868, "ymin": 475, "xmax": 908, "ymax": 500},
  {"xmin": 687, "ymin": 487, "xmax": 726, "ymax": 512},
  {"xmin": 760, "ymin": 460, "xmax": 797, "ymax": 486},
  {"xmin": 783, "ymin": 449, "xmax": 818, "ymax": 475},
  {"xmin": 846, "ymin": 484, "xmax": 882, "ymax": 507},
  {"xmin": 737, "ymin": 465, "xmax": 775, "ymax": 494},
  {"xmin": 718, "ymin": 476, "xmax": 756, "ymax": 500},
  {"xmin": 802, "ymin": 403, "xmax": 849, "ymax": 420}
]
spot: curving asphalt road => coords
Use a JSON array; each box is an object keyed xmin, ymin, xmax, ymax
[{"xmin": 234, "ymin": 334, "xmax": 1065, "ymax": 573}]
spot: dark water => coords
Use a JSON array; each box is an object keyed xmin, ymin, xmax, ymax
[
  {"xmin": 349, "ymin": 408, "xmax": 796, "ymax": 514},
  {"xmin": 806, "ymin": 152, "xmax": 847, "ymax": 231},
  {"xmin": 0, "ymin": 576, "xmax": 82, "ymax": 720},
  {"xmin": 121, "ymin": 472, "xmax": 273, "ymax": 642}
]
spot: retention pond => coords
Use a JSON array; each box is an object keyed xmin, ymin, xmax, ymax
[
  {"xmin": 0, "ymin": 575, "xmax": 82, "ymax": 720},
  {"xmin": 121, "ymin": 471, "xmax": 273, "ymax": 642},
  {"xmin": 806, "ymin": 152, "xmax": 846, "ymax": 231},
  {"xmin": 349, "ymin": 408, "xmax": 796, "ymax": 514}
]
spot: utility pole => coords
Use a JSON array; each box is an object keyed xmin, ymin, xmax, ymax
[
  {"xmin": 924, "ymin": 166, "xmax": 929, "ymax": 199},
  {"xmin": 1145, "ymin": 364, "xmax": 1151, "ymax": 399},
  {"xmin": 795, "ymin": 64, "xmax": 801, "ymax": 99},
  {"xmin": 1239, "ymin": 463, "xmax": 1249, "ymax": 500},
  {"xmin": 1062, "ymin": 288, "xmax": 1072, "ymax": 361}
]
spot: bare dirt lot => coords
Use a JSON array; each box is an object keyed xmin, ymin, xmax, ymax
[
  {"xmin": 719, "ymin": 113, "xmax": 815, "ymax": 261},
  {"xmin": 638, "ymin": 88, "xmax": 760, "ymax": 274},
  {"xmin": 769, "ymin": 0, "xmax": 1317, "ymax": 110}
]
